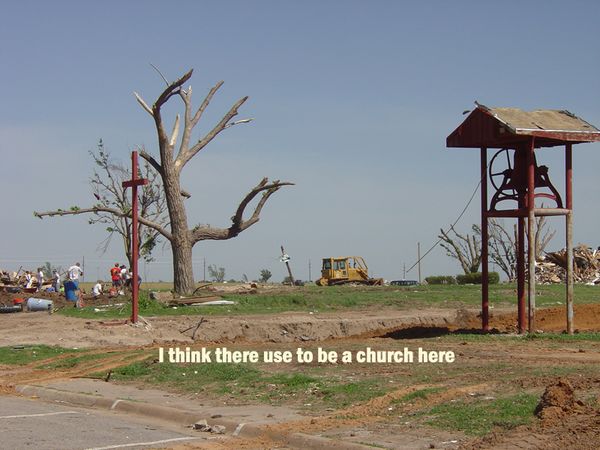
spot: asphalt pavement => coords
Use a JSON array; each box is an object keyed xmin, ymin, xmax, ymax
[
  {"xmin": 0, "ymin": 395, "xmax": 202, "ymax": 450},
  {"xmin": 7, "ymin": 379, "xmax": 374, "ymax": 450}
]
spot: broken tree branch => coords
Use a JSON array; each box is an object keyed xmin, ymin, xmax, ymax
[
  {"xmin": 178, "ymin": 80, "xmax": 224, "ymax": 160},
  {"xmin": 177, "ymin": 95, "xmax": 249, "ymax": 170},
  {"xmin": 140, "ymin": 150, "xmax": 191, "ymax": 199},
  {"xmin": 190, "ymin": 178, "xmax": 294, "ymax": 243},
  {"xmin": 134, "ymin": 92, "xmax": 153, "ymax": 116},
  {"xmin": 150, "ymin": 69, "xmax": 194, "ymax": 159},
  {"xmin": 34, "ymin": 207, "xmax": 173, "ymax": 241}
]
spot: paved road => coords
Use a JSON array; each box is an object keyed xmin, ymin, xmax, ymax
[{"xmin": 0, "ymin": 396, "xmax": 203, "ymax": 450}]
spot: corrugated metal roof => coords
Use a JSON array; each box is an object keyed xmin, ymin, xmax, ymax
[
  {"xmin": 447, "ymin": 103, "xmax": 600, "ymax": 149},
  {"xmin": 477, "ymin": 103, "xmax": 599, "ymax": 135}
]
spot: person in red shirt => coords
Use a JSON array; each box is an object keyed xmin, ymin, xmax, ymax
[{"xmin": 110, "ymin": 263, "xmax": 121, "ymax": 288}]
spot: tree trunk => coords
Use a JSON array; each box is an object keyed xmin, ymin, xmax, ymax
[
  {"xmin": 163, "ymin": 163, "xmax": 195, "ymax": 294},
  {"xmin": 172, "ymin": 236, "xmax": 195, "ymax": 295}
]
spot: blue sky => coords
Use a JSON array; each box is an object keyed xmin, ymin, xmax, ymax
[{"xmin": 1, "ymin": 1, "xmax": 599, "ymax": 282}]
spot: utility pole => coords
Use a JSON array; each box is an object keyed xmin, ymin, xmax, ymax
[
  {"xmin": 403, "ymin": 263, "xmax": 406, "ymax": 280},
  {"xmin": 417, "ymin": 242, "xmax": 422, "ymax": 284},
  {"xmin": 308, "ymin": 259, "xmax": 312, "ymax": 282},
  {"xmin": 280, "ymin": 245, "xmax": 295, "ymax": 285}
]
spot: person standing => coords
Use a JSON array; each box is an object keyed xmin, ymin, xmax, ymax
[
  {"xmin": 37, "ymin": 267, "xmax": 44, "ymax": 292},
  {"xmin": 110, "ymin": 263, "xmax": 121, "ymax": 289},
  {"xmin": 68, "ymin": 262, "xmax": 84, "ymax": 289},
  {"xmin": 53, "ymin": 270, "xmax": 61, "ymax": 293},
  {"xmin": 24, "ymin": 271, "xmax": 33, "ymax": 289},
  {"xmin": 119, "ymin": 265, "xmax": 127, "ymax": 295}
]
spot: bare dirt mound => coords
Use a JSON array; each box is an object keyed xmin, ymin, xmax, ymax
[
  {"xmin": 1, "ymin": 301, "xmax": 599, "ymax": 350},
  {"xmin": 466, "ymin": 378, "xmax": 600, "ymax": 450},
  {"xmin": 0, "ymin": 308, "xmax": 461, "ymax": 348},
  {"xmin": 534, "ymin": 378, "xmax": 590, "ymax": 425},
  {"xmin": 456, "ymin": 303, "xmax": 600, "ymax": 333}
]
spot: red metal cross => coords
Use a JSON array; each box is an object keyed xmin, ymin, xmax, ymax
[{"xmin": 122, "ymin": 150, "xmax": 149, "ymax": 323}]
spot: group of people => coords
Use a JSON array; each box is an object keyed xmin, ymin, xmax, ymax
[
  {"xmin": 18, "ymin": 262, "xmax": 141, "ymax": 301},
  {"xmin": 110, "ymin": 263, "xmax": 141, "ymax": 296},
  {"xmin": 23, "ymin": 268, "xmax": 49, "ymax": 291},
  {"xmin": 22, "ymin": 263, "xmax": 83, "ymax": 293},
  {"xmin": 89, "ymin": 263, "xmax": 142, "ymax": 299}
]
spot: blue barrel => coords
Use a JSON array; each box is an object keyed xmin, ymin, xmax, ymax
[
  {"xmin": 64, "ymin": 281, "xmax": 78, "ymax": 301},
  {"xmin": 27, "ymin": 298, "xmax": 53, "ymax": 312}
]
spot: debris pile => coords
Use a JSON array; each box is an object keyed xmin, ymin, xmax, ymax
[
  {"xmin": 202, "ymin": 283, "xmax": 258, "ymax": 295},
  {"xmin": 534, "ymin": 378, "xmax": 587, "ymax": 425},
  {"xmin": 192, "ymin": 420, "xmax": 226, "ymax": 434},
  {"xmin": 150, "ymin": 282, "xmax": 259, "ymax": 307},
  {"xmin": 0, "ymin": 269, "xmax": 50, "ymax": 293},
  {"xmin": 536, "ymin": 245, "xmax": 600, "ymax": 284}
]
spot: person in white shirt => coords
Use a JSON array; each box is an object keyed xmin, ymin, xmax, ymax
[
  {"xmin": 37, "ymin": 268, "xmax": 44, "ymax": 292},
  {"xmin": 92, "ymin": 281, "xmax": 103, "ymax": 298},
  {"xmin": 119, "ymin": 265, "xmax": 127, "ymax": 295},
  {"xmin": 24, "ymin": 271, "xmax": 33, "ymax": 289},
  {"xmin": 68, "ymin": 263, "xmax": 84, "ymax": 289}
]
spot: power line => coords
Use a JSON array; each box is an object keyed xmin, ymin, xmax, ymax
[{"xmin": 407, "ymin": 173, "xmax": 484, "ymax": 273}]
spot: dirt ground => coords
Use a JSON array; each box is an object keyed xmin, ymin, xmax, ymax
[{"xmin": 1, "ymin": 291, "xmax": 600, "ymax": 449}]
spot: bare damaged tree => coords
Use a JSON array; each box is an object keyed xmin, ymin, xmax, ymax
[
  {"xmin": 488, "ymin": 219, "xmax": 517, "ymax": 281},
  {"xmin": 486, "ymin": 216, "xmax": 556, "ymax": 281},
  {"xmin": 207, "ymin": 265, "xmax": 226, "ymax": 283},
  {"xmin": 531, "ymin": 215, "xmax": 556, "ymax": 259},
  {"xmin": 36, "ymin": 69, "xmax": 292, "ymax": 295},
  {"xmin": 34, "ymin": 139, "xmax": 168, "ymax": 268},
  {"xmin": 89, "ymin": 139, "xmax": 168, "ymax": 266},
  {"xmin": 440, "ymin": 216, "xmax": 557, "ymax": 281},
  {"xmin": 439, "ymin": 224, "xmax": 482, "ymax": 274}
]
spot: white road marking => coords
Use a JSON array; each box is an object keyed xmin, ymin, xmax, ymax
[
  {"xmin": 0, "ymin": 411, "xmax": 79, "ymax": 419},
  {"xmin": 85, "ymin": 437, "xmax": 197, "ymax": 450}
]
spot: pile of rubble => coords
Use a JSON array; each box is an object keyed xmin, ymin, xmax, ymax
[
  {"xmin": 536, "ymin": 244, "xmax": 600, "ymax": 284},
  {"xmin": 0, "ymin": 270, "xmax": 46, "ymax": 293}
]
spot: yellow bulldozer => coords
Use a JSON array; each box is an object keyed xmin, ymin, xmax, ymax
[{"xmin": 315, "ymin": 256, "xmax": 383, "ymax": 286}]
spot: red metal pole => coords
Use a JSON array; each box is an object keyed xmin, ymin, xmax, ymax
[
  {"xmin": 480, "ymin": 147, "xmax": 489, "ymax": 332},
  {"xmin": 565, "ymin": 147, "xmax": 572, "ymax": 209},
  {"xmin": 122, "ymin": 151, "xmax": 148, "ymax": 325},
  {"xmin": 131, "ymin": 151, "xmax": 140, "ymax": 324},
  {"xmin": 527, "ymin": 138, "xmax": 536, "ymax": 333}
]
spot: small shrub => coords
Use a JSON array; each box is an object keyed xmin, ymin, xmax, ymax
[
  {"xmin": 456, "ymin": 272, "xmax": 499, "ymax": 285},
  {"xmin": 425, "ymin": 275, "xmax": 457, "ymax": 285}
]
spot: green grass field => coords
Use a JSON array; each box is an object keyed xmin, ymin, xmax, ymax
[{"xmin": 62, "ymin": 282, "xmax": 600, "ymax": 319}]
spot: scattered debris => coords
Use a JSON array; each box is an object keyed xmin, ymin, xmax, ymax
[
  {"xmin": 0, "ymin": 305, "xmax": 22, "ymax": 314},
  {"xmin": 537, "ymin": 244, "xmax": 600, "ymax": 284},
  {"xmin": 190, "ymin": 300, "xmax": 236, "ymax": 306},
  {"xmin": 167, "ymin": 296, "xmax": 224, "ymax": 306},
  {"xmin": 149, "ymin": 291, "xmax": 174, "ymax": 304},
  {"xmin": 192, "ymin": 420, "xmax": 226, "ymax": 434},
  {"xmin": 203, "ymin": 284, "xmax": 257, "ymax": 295},
  {"xmin": 180, "ymin": 317, "xmax": 205, "ymax": 340},
  {"xmin": 130, "ymin": 315, "xmax": 152, "ymax": 331},
  {"xmin": 0, "ymin": 268, "xmax": 54, "ymax": 293}
]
